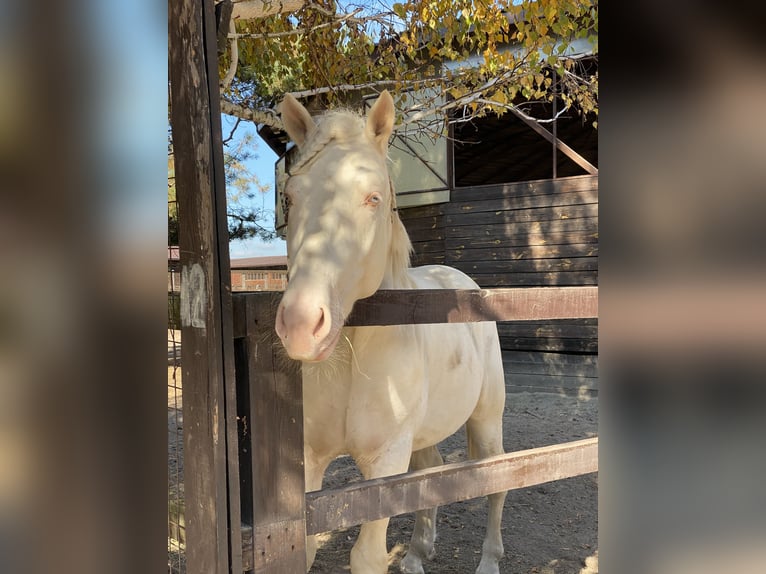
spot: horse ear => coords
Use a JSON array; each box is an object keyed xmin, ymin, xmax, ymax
[
  {"xmin": 366, "ymin": 90, "xmax": 395, "ymax": 156},
  {"xmin": 280, "ymin": 94, "xmax": 316, "ymax": 147}
]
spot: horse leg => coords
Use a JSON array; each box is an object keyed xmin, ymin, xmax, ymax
[
  {"xmin": 305, "ymin": 449, "xmax": 333, "ymax": 572},
  {"xmin": 350, "ymin": 441, "xmax": 413, "ymax": 574},
  {"xmin": 400, "ymin": 445, "xmax": 443, "ymax": 574},
  {"xmin": 466, "ymin": 415, "xmax": 507, "ymax": 574}
]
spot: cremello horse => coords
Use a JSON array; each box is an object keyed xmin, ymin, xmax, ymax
[{"xmin": 276, "ymin": 91, "xmax": 507, "ymax": 574}]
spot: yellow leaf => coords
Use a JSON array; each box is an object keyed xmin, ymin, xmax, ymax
[{"xmin": 489, "ymin": 91, "xmax": 507, "ymax": 105}]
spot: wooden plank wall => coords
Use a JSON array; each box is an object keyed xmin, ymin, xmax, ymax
[{"xmin": 398, "ymin": 174, "xmax": 598, "ymax": 395}]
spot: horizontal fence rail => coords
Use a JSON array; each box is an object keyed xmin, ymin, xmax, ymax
[
  {"xmin": 305, "ymin": 437, "xmax": 598, "ymax": 535},
  {"xmin": 346, "ymin": 286, "xmax": 598, "ymax": 325},
  {"xmin": 233, "ymin": 286, "xmax": 598, "ymax": 337}
]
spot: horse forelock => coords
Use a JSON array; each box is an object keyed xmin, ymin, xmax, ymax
[{"xmin": 288, "ymin": 111, "xmax": 364, "ymax": 175}]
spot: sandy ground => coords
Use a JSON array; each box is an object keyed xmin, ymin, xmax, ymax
[
  {"xmin": 309, "ymin": 392, "xmax": 598, "ymax": 574},
  {"xmin": 168, "ymin": 331, "xmax": 598, "ymax": 573},
  {"xmin": 168, "ymin": 332, "xmax": 185, "ymax": 574}
]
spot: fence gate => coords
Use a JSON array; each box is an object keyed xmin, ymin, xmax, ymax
[{"xmin": 232, "ymin": 287, "xmax": 598, "ymax": 571}]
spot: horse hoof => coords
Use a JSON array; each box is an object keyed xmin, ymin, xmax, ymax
[
  {"xmin": 399, "ymin": 555, "xmax": 425, "ymax": 574},
  {"xmin": 475, "ymin": 561, "xmax": 500, "ymax": 574}
]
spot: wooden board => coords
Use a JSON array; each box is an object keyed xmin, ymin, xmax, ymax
[
  {"xmin": 444, "ymin": 229, "xmax": 599, "ymax": 250},
  {"xmin": 408, "ymin": 239, "xmax": 447, "ymax": 254},
  {"xmin": 343, "ymin": 287, "xmax": 597, "ymax": 327},
  {"xmin": 446, "ymin": 189, "xmax": 597, "ymax": 214},
  {"xmin": 504, "ymin": 373, "xmax": 598, "ymax": 395},
  {"xmin": 239, "ymin": 293, "xmax": 307, "ymax": 573},
  {"xmin": 397, "ymin": 214, "xmax": 444, "ymax": 232},
  {"xmin": 450, "ymin": 175, "xmax": 597, "ymax": 202},
  {"xmin": 499, "ymin": 336, "xmax": 598, "ymax": 353},
  {"xmin": 451, "ymin": 256, "xmax": 598, "ymax": 274},
  {"xmin": 400, "ymin": 187, "xmax": 598, "ymax": 219},
  {"xmin": 465, "ymin": 271, "xmax": 599, "ymax": 287},
  {"xmin": 498, "ymin": 318, "xmax": 599, "ymax": 353},
  {"xmin": 503, "ymin": 349, "xmax": 599, "ymax": 395},
  {"xmin": 305, "ymin": 438, "xmax": 598, "ymax": 535},
  {"xmin": 444, "ymin": 203, "xmax": 598, "ymax": 227},
  {"xmin": 410, "ymin": 252, "xmax": 446, "ymax": 266},
  {"xmin": 445, "ymin": 217, "xmax": 598, "ymax": 240},
  {"xmin": 234, "ymin": 288, "xmax": 597, "ymax": 337},
  {"xmin": 450, "ymin": 243, "xmax": 599, "ymax": 262},
  {"xmin": 497, "ymin": 319, "xmax": 598, "ymax": 339},
  {"xmin": 402, "ymin": 203, "xmax": 597, "ymax": 232},
  {"xmin": 503, "ymin": 350, "xmax": 599, "ymax": 378},
  {"xmin": 406, "ymin": 226, "xmax": 446, "ymax": 242}
]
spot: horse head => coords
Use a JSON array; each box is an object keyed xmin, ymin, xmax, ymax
[{"xmin": 275, "ymin": 91, "xmax": 410, "ymax": 362}]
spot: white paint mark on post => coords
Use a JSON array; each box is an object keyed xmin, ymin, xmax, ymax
[{"xmin": 181, "ymin": 263, "xmax": 207, "ymax": 329}]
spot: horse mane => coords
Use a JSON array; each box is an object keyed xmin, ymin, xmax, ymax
[
  {"xmin": 388, "ymin": 182, "xmax": 415, "ymax": 288},
  {"xmin": 289, "ymin": 111, "xmax": 364, "ymax": 175}
]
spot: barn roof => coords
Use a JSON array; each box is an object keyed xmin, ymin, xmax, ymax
[
  {"xmin": 230, "ymin": 255, "xmax": 288, "ymax": 269},
  {"xmin": 168, "ymin": 249, "xmax": 287, "ymax": 270}
]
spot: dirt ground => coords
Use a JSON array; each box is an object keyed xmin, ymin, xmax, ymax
[
  {"xmin": 168, "ymin": 331, "xmax": 598, "ymax": 574},
  {"xmin": 308, "ymin": 391, "xmax": 598, "ymax": 574}
]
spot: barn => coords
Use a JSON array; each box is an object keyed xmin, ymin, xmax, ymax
[
  {"xmin": 256, "ymin": 65, "xmax": 598, "ymax": 397},
  {"xmin": 230, "ymin": 255, "xmax": 288, "ymax": 291}
]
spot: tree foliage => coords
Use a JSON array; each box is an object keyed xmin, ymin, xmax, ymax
[
  {"xmin": 220, "ymin": 0, "xmax": 598, "ymax": 130},
  {"xmin": 167, "ymin": 125, "xmax": 276, "ymax": 245},
  {"xmin": 222, "ymin": 128, "xmax": 276, "ymax": 241}
]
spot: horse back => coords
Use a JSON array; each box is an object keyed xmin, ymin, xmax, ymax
[{"xmin": 407, "ymin": 265, "xmax": 505, "ymax": 450}]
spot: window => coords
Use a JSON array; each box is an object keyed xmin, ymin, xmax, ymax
[{"xmin": 243, "ymin": 271, "xmax": 267, "ymax": 281}]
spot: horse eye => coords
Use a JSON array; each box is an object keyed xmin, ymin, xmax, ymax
[{"xmin": 366, "ymin": 193, "xmax": 382, "ymax": 206}]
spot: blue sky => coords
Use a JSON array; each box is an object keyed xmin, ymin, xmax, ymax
[{"xmin": 222, "ymin": 115, "xmax": 287, "ymax": 259}]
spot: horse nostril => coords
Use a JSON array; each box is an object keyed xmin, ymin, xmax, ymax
[
  {"xmin": 313, "ymin": 306, "xmax": 326, "ymax": 338},
  {"xmin": 275, "ymin": 303, "xmax": 287, "ymax": 340}
]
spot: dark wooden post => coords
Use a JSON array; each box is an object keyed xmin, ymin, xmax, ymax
[
  {"xmin": 169, "ymin": 0, "xmax": 241, "ymax": 572},
  {"xmin": 235, "ymin": 292, "xmax": 307, "ymax": 572}
]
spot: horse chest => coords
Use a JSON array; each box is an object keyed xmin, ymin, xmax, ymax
[
  {"xmin": 302, "ymin": 331, "xmax": 429, "ymax": 457},
  {"xmin": 302, "ymin": 370, "xmax": 351, "ymax": 455}
]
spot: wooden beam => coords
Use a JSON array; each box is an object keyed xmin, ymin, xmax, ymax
[
  {"xmin": 242, "ymin": 293, "xmax": 307, "ymax": 573},
  {"xmin": 233, "ymin": 287, "xmax": 598, "ymax": 337},
  {"xmin": 509, "ymin": 107, "xmax": 598, "ymax": 175},
  {"xmin": 306, "ymin": 437, "xmax": 598, "ymax": 535},
  {"xmin": 345, "ymin": 286, "xmax": 598, "ymax": 327},
  {"xmin": 169, "ymin": 0, "xmax": 240, "ymax": 572}
]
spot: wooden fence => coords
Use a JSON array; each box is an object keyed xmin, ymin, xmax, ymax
[
  {"xmin": 232, "ymin": 286, "xmax": 598, "ymax": 572},
  {"xmin": 170, "ymin": 3, "xmax": 598, "ymax": 571}
]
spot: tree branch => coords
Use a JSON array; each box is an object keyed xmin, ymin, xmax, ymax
[
  {"xmin": 228, "ymin": 8, "xmax": 367, "ymax": 39},
  {"xmin": 230, "ymin": 0, "xmax": 305, "ymax": 20},
  {"xmin": 285, "ymin": 76, "xmax": 433, "ymax": 100},
  {"xmin": 474, "ymin": 99, "xmax": 571, "ymax": 124},
  {"xmin": 221, "ymin": 19, "xmax": 238, "ymax": 90},
  {"xmin": 220, "ymin": 99, "xmax": 284, "ymax": 130},
  {"xmin": 223, "ymin": 117, "xmax": 243, "ymax": 144}
]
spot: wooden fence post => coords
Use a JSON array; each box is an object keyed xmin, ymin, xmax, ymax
[
  {"xmin": 169, "ymin": 0, "xmax": 241, "ymax": 572},
  {"xmin": 237, "ymin": 293, "xmax": 307, "ymax": 572}
]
